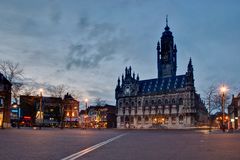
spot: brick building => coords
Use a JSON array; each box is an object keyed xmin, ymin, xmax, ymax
[{"xmin": 0, "ymin": 72, "xmax": 12, "ymax": 128}]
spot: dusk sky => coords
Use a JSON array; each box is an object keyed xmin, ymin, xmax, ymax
[{"xmin": 0, "ymin": 0, "xmax": 239, "ymax": 106}]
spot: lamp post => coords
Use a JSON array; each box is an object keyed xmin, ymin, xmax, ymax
[
  {"xmin": 12, "ymin": 103, "xmax": 20, "ymax": 129},
  {"xmin": 39, "ymin": 88, "xmax": 43, "ymax": 130},
  {"xmin": 220, "ymin": 85, "xmax": 227, "ymax": 132},
  {"xmin": 84, "ymin": 98, "xmax": 88, "ymax": 128},
  {"xmin": 85, "ymin": 98, "xmax": 88, "ymax": 110}
]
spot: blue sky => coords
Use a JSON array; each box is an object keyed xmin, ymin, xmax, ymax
[{"xmin": 0, "ymin": 0, "xmax": 239, "ymax": 105}]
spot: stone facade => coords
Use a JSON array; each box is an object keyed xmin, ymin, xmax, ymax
[{"xmin": 115, "ymin": 19, "xmax": 207, "ymax": 129}]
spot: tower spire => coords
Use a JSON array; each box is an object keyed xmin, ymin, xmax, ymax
[
  {"xmin": 164, "ymin": 15, "xmax": 170, "ymax": 31},
  {"xmin": 166, "ymin": 15, "xmax": 168, "ymax": 26}
]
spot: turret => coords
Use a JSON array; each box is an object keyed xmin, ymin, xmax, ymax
[
  {"xmin": 186, "ymin": 58, "xmax": 194, "ymax": 88},
  {"xmin": 117, "ymin": 77, "xmax": 120, "ymax": 86}
]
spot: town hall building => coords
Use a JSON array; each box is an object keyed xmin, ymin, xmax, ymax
[{"xmin": 115, "ymin": 19, "xmax": 208, "ymax": 129}]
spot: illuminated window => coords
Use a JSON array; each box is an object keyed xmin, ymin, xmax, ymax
[
  {"xmin": 67, "ymin": 112, "xmax": 69, "ymax": 116},
  {"xmin": 165, "ymin": 117, "xmax": 169, "ymax": 124},
  {"xmin": 179, "ymin": 115, "xmax": 184, "ymax": 124}
]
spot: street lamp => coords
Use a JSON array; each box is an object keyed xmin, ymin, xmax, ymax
[
  {"xmin": 220, "ymin": 85, "xmax": 228, "ymax": 132},
  {"xmin": 84, "ymin": 98, "xmax": 88, "ymax": 128},
  {"xmin": 39, "ymin": 88, "xmax": 43, "ymax": 130},
  {"xmin": 85, "ymin": 98, "xmax": 88, "ymax": 110},
  {"xmin": 12, "ymin": 103, "xmax": 20, "ymax": 128}
]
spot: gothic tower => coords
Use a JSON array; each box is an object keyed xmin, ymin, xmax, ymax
[{"xmin": 157, "ymin": 16, "xmax": 177, "ymax": 78}]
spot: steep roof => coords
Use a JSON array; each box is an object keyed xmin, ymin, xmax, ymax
[
  {"xmin": 0, "ymin": 72, "xmax": 11, "ymax": 86},
  {"xmin": 138, "ymin": 75, "xmax": 186, "ymax": 95}
]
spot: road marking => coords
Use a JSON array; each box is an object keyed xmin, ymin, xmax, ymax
[{"xmin": 61, "ymin": 133, "xmax": 127, "ymax": 160}]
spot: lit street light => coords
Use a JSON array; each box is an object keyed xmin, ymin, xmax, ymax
[
  {"xmin": 39, "ymin": 88, "xmax": 43, "ymax": 130},
  {"xmin": 84, "ymin": 98, "xmax": 88, "ymax": 128},
  {"xmin": 12, "ymin": 103, "xmax": 20, "ymax": 128},
  {"xmin": 220, "ymin": 85, "xmax": 228, "ymax": 132},
  {"xmin": 85, "ymin": 98, "xmax": 88, "ymax": 110}
]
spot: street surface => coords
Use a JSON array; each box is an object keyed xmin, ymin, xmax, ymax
[{"xmin": 0, "ymin": 128, "xmax": 240, "ymax": 160}]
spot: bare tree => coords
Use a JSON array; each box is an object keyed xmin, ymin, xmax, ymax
[
  {"xmin": 94, "ymin": 98, "xmax": 106, "ymax": 106},
  {"xmin": 20, "ymin": 86, "xmax": 36, "ymax": 96},
  {"xmin": 0, "ymin": 60, "xmax": 24, "ymax": 102},
  {"xmin": 204, "ymin": 84, "xmax": 231, "ymax": 130},
  {"xmin": 67, "ymin": 89, "xmax": 82, "ymax": 100},
  {"xmin": 204, "ymin": 85, "xmax": 231, "ymax": 115},
  {"xmin": 47, "ymin": 84, "xmax": 68, "ymax": 98},
  {"xmin": 204, "ymin": 85, "xmax": 218, "ymax": 115}
]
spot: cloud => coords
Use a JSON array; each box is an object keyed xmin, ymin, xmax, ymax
[
  {"xmin": 66, "ymin": 16, "xmax": 125, "ymax": 70},
  {"xmin": 48, "ymin": 0, "xmax": 62, "ymax": 24}
]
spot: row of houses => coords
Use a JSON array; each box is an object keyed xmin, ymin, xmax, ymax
[
  {"xmin": 14, "ymin": 95, "xmax": 117, "ymax": 128},
  {"xmin": 0, "ymin": 71, "xmax": 117, "ymax": 129},
  {"xmin": 17, "ymin": 93, "xmax": 79, "ymax": 128}
]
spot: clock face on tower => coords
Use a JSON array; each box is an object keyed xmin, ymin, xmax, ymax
[{"xmin": 124, "ymin": 86, "xmax": 131, "ymax": 96}]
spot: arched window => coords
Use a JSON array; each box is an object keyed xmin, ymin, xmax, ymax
[
  {"xmin": 165, "ymin": 99, "xmax": 168, "ymax": 104},
  {"xmin": 131, "ymin": 102, "xmax": 134, "ymax": 107},
  {"xmin": 145, "ymin": 116, "xmax": 149, "ymax": 122},
  {"xmin": 145, "ymin": 100, "xmax": 148, "ymax": 106},
  {"xmin": 128, "ymin": 106, "xmax": 131, "ymax": 114},
  {"xmin": 119, "ymin": 102, "xmax": 122, "ymax": 107},
  {"xmin": 135, "ymin": 107, "xmax": 137, "ymax": 114},
  {"xmin": 138, "ymin": 101, "xmax": 141, "ymax": 106},
  {"xmin": 179, "ymin": 115, "xmax": 184, "ymax": 124},
  {"xmin": 155, "ymin": 106, "xmax": 158, "ymax": 113},
  {"xmin": 120, "ymin": 116, "xmax": 124, "ymax": 122},
  {"xmin": 123, "ymin": 107, "xmax": 125, "ymax": 114},
  {"xmin": 179, "ymin": 98, "xmax": 183, "ymax": 105},
  {"xmin": 151, "ymin": 100, "xmax": 155, "ymax": 105},
  {"xmin": 172, "ymin": 99, "xmax": 175, "ymax": 104},
  {"xmin": 158, "ymin": 99, "xmax": 161, "ymax": 105},
  {"xmin": 138, "ymin": 116, "xmax": 141, "ymax": 122}
]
